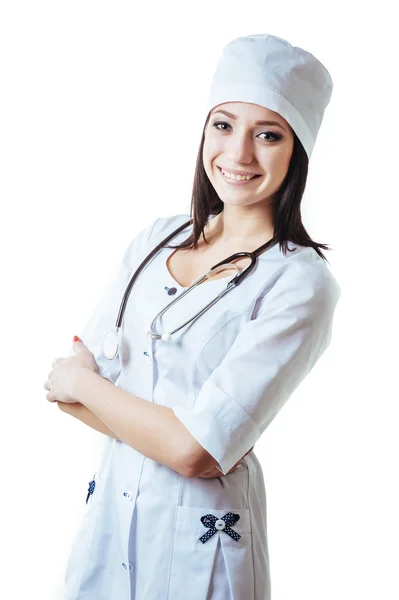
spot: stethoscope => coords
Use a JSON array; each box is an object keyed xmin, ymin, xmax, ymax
[{"xmin": 102, "ymin": 217, "xmax": 278, "ymax": 360}]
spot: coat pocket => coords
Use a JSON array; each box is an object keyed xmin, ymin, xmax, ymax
[{"xmin": 167, "ymin": 506, "xmax": 254, "ymax": 600}]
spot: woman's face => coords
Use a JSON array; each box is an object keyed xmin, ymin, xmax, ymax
[{"xmin": 203, "ymin": 102, "xmax": 295, "ymax": 209}]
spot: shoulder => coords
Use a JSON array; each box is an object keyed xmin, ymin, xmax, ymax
[
  {"xmin": 122, "ymin": 213, "xmax": 190, "ymax": 268},
  {"xmin": 150, "ymin": 213, "xmax": 191, "ymax": 241},
  {"xmin": 257, "ymin": 245, "xmax": 341, "ymax": 315}
]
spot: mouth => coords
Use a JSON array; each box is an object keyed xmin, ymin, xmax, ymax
[{"xmin": 216, "ymin": 166, "xmax": 262, "ymax": 185}]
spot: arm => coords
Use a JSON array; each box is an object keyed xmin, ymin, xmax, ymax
[
  {"xmin": 173, "ymin": 262, "xmax": 341, "ymax": 478},
  {"xmin": 57, "ymin": 400, "xmax": 247, "ymax": 478},
  {"xmin": 54, "ymin": 217, "xmax": 196, "ymax": 473},
  {"xmin": 57, "ymin": 401, "xmax": 121, "ymax": 441},
  {"xmin": 72, "ymin": 368, "xmax": 196, "ymax": 478}
]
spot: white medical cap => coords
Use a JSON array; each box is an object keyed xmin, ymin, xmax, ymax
[{"xmin": 205, "ymin": 33, "xmax": 333, "ymax": 160}]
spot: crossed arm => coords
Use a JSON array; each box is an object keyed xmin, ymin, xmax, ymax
[
  {"xmin": 57, "ymin": 401, "xmax": 121, "ymax": 440},
  {"xmin": 57, "ymin": 370, "xmax": 249, "ymax": 478}
]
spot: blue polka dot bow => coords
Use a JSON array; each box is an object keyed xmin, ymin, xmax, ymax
[
  {"xmin": 199, "ymin": 512, "xmax": 241, "ymax": 544},
  {"xmin": 86, "ymin": 478, "xmax": 95, "ymax": 505}
]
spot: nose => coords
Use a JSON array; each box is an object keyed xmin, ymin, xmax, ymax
[{"xmin": 225, "ymin": 130, "xmax": 255, "ymax": 165}]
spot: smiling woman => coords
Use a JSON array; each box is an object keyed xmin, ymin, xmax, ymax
[{"xmin": 60, "ymin": 33, "xmax": 340, "ymax": 600}]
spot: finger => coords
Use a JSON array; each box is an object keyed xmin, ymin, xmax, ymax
[
  {"xmin": 199, "ymin": 466, "xmax": 222, "ymax": 478},
  {"xmin": 229, "ymin": 462, "xmax": 243, "ymax": 473},
  {"xmin": 46, "ymin": 391, "xmax": 57, "ymax": 403},
  {"xmin": 199, "ymin": 463, "xmax": 242, "ymax": 478},
  {"xmin": 199, "ymin": 470, "xmax": 219, "ymax": 478},
  {"xmin": 72, "ymin": 339, "xmax": 88, "ymax": 353}
]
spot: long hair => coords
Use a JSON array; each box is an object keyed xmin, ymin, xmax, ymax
[{"xmin": 165, "ymin": 111, "xmax": 332, "ymax": 263}]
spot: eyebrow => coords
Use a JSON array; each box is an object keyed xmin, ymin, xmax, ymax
[{"xmin": 210, "ymin": 109, "xmax": 288, "ymax": 132}]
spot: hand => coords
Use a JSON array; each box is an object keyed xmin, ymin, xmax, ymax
[
  {"xmin": 44, "ymin": 338, "xmax": 99, "ymax": 404},
  {"xmin": 198, "ymin": 446, "xmax": 254, "ymax": 478}
]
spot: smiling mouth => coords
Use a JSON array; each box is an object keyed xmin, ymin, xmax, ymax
[{"xmin": 216, "ymin": 166, "xmax": 262, "ymax": 182}]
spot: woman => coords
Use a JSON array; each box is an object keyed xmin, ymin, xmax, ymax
[{"xmin": 45, "ymin": 33, "xmax": 341, "ymax": 599}]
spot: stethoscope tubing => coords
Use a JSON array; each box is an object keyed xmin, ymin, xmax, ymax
[
  {"xmin": 103, "ymin": 217, "xmax": 278, "ymax": 354},
  {"xmin": 147, "ymin": 278, "xmax": 233, "ymax": 340},
  {"xmin": 115, "ymin": 219, "xmax": 194, "ymax": 330}
]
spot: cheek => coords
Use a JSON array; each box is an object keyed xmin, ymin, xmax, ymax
[
  {"xmin": 203, "ymin": 135, "xmax": 224, "ymax": 163},
  {"xmin": 264, "ymin": 150, "xmax": 291, "ymax": 178}
]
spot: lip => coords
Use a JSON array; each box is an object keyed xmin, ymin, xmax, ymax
[
  {"xmin": 217, "ymin": 165, "xmax": 261, "ymax": 176},
  {"xmin": 217, "ymin": 165, "xmax": 262, "ymax": 186}
]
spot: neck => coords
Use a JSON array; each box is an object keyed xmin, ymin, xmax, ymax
[{"xmin": 206, "ymin": 207, "xmax": 275, "ymax": 246}]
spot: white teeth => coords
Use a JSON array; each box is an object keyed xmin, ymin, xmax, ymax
[{"xmin": 221, "ymin": 168, "xmax": 256, "ymax": 181}]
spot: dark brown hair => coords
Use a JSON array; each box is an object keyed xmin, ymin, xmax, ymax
[{"xmin": 165, "ymin": 111, "xmax": 332, "ymax": 263}]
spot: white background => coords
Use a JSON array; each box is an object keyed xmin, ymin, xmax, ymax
[{"xmin": 1, "ymin": 1, "xmax": 398, "ymax": 599}]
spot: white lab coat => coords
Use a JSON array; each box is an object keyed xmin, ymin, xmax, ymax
[{"xmin": 62, "ymin": 212, "xmax": 341, "ymax": 600}]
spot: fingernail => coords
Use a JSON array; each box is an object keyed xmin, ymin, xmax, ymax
[
  {"xmin": 73, "ymin": 336, "xmax": 81, "ymax": 342},
  {"xmin": 236, "ymin": 464, "xmax": 242, "ymax": 469}
]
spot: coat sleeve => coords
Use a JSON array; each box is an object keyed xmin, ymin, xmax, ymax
[
  {"xmin": 64, "ymin": 217, "xmax": 160, "ymax": 384},
  {"xmin": 171, "ymin": 261, "xmax": 342, "ymax": 475}
]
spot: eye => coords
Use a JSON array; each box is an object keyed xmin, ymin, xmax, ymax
[
  {"xmin": 212, "ymin": 121, "xmax": 282, "ymax": 142},
  {"xmin": 258, "ymin": 131, "xmax": 282, "ymax": 142},
  {"xmin": 213, "ymin": 121, "xmax": 231, "ymax": 132}
]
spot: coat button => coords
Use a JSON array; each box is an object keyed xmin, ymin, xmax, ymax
[
  {"xmin": 123, "ymin": 491, "xmax": 133, "ymax": 501},
  {"xmin": 215, "ymin": 519, "xmax": 226, "ymax": 530},
  {"xmin": 165, "ymin": 286, "xmax": 177, "ymax": 295}
]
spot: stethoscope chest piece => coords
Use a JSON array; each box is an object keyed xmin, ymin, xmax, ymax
[{"xmin": 103, "ymin": 326, "xmax": 120, "ymax": 360}]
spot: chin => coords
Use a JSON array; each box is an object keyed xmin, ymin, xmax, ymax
[{"xmin": 216, "ymin": 196, "xmax": 253, "ymax": 207}]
